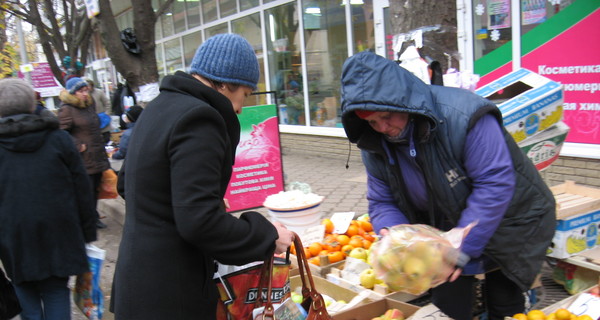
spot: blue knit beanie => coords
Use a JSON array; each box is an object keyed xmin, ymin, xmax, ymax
[
  {"xmin": 65, "ymin": 77, "xmax": 88, "ymax": 94},
  {"xmin": 189, "ymin": 34, "xmax": 259, "ymax": 90}
]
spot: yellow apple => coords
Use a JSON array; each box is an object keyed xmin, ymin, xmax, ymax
[
  {"xmin": 349, "ymin": 247, "xmax": 368, "ymax": 261},
  {"xmin": 402, "ymin": 256, "xmax": 426, "ymax": 279},
  {"xmin": 359, "ymin": 268, "xmax": 377, "ymax": 289}
]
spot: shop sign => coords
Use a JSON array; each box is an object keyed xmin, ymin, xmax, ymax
[
  {"xmin": 17, "ymin": 61, "xmax": 63, "ymax": 97},
  {"xmin": 225, "ymin": 104, "xmax": 284, "ymax": 213}
]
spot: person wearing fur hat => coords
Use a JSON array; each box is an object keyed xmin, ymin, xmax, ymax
[
  {"xmin": 111, "ymin": 105, "xmax": 143, "ymax": 160},
  {"xmin": 0, "ymin": 78, "xmax": 97, "ymax": 320},
  {"xmin": 110, "ymin": 33, "xmax": 294, "ymax": 319},
  {"xmin": 58, "ymin": 77, "xmax": 110, "ymax": 229}
]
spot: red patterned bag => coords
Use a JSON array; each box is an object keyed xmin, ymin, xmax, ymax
[{"xmin": 215, "ymin": 256, "xmax": 290, "ymax": 320}]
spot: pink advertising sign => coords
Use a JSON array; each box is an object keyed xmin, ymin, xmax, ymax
[
  {"xmin": 17, "ymin": 62, "xmax": 63, "ymax": 97},
  {"xmin": 478, "ymin": 9, "xmax": 600, "ymax": 145},
  {"xmin": 225, "ymin": 105, "xmax": 284, "ymax": 213}
]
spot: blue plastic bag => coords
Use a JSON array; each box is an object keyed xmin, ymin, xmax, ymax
[{"xmin": 74, "ymin": 244, "xmax": 106, "ymax": 320}]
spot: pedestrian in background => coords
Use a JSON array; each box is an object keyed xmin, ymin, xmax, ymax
[
  {"xmin": 86, "ymin": 79, "xmax": 112, "ymax": 144},
  {"xmin": 111, "ymin": 105, "xmax": 143, "ymax": 160},
  {"xmin": 0, "ymin": 78, "xmax": 97, "ymax": 320},
  {"xmin": 33, "ymin": 91, "xmax": 55, "ymax": 118},
  {"xmin": 58, "ymin": 77, "xmax": 111, "ymax": 229},
  {"xmin": 110, "ymin": 33, "xmax": 294, "ymax": 319},
  {"xmin": 340, "ymin": 51, "xmax": 555, "ymax": 320}
]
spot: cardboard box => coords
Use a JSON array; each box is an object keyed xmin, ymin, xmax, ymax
[
  {"xmin": 332, "ymin": 298, "xmax": 420, "ymax": 320},
  {"xmin": 289, "ymin": 275, "xmax": 373, "ymax": 314},
  {"xmin": 290, "ymin": 254, "xmax": 345, "ymax": 278},
  {"xmin": 547, "ymin": 181, "xmax": 600, "ymax": 259},
  {"xmin": 475, "ymin": 68, "xmax": 564, "ymax": 143},
  {"xmin": 518, "ymin": 121, "xmax": 570, "ymax": 171},
  {"xmin": 541, "ymin": 285, "xmax": 600, "ymax": 316}
]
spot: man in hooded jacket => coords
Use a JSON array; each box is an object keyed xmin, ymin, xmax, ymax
[{"xmin": 340, "ymin": 51, "xmax": 555, "ymax": 319}]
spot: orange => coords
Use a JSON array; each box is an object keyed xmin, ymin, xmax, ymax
[
  {"xmin": 308, "ymin": 242, "xmax": 323, "ymax": 257},
  {"xmin": 302, "ymin": 247, "xmax": 312, "ymax": 259},
  {"xmin": 362, "ymin": 232, "xmax": 376, "ymax": 242},
  {"xmin": 321, "ymin": 219, "xmax": 334, "ymax": 234},
  {"xmin": 527, "ymin": 310, "xmax": 546, "ymax": 320},
  {"xmin": 575, "ymin": 316, "xmax": 593, "ymax": 320},
  {"xmin": 554, "ymin": 309, "xmax": 571, "ymax": 320},
  {"xmin": 327, "ymin": 251, "xmax": 344, "ymax": 263},
  {"xmin": 346, "ymin": 225, "xmax": 359, "ymax": 237},
  {"xmin": 341, "ymin": 244, "xmax": 354, "ymax": 256},
  {"xmin": 362, "ymin": 239, "xmax": 372, "ymax": 249},
  {"xmin": 308, "ymin": 257, "xmax": 320, "ymax": 266},
  {"xmin": 349, "ymin": 235, "xmax": 364, "ymax": 248},
  {"xmin": 512, "ymin": 313, "xmax": 528, "ymax": 320},
  {"xmin": 359, "ymin": 220, "xmax": 373, "ymax": 232},
  {"xmin": 336, "ymin": 234, "xmax": 350, "ymax": 246},
  {"xmin": 290, "ymin": 243, "xmax": 296, "ymax": 255}
]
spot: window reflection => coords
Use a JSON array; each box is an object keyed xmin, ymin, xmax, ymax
[
  {"xmin": 303, "ymin": 0, "xmax": 349, "ymax": 127},
  {"xmin": 183, "ymin": 31, "xmax": 203, "ymax": 69},
  {"xmin": 266, "ymin": 3, "xmax": 305, "ymax": 125},
  {"xmin": 164, "ymin": 39, "xmax": 183, "ymax": 74},
  {"xmin": 232, "ymin": 13, "xmax": 267, "ymax": 106}
]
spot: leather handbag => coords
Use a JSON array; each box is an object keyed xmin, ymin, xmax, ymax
[
  {"xmin": 97, "ymin": 169, "xmax": 118, "ymax": 199},
  {"xmin": 0, "ymin": 267, "xmax": 21, "ymax": 320},
  {"xmin": 255, "ymin": 232, "xmax": 332, "ymax": 320}
]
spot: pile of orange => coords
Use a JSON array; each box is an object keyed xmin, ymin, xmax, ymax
[
  {"xmin": 290, "ymin": 217, "xmax": 377, "ymax": 266},
  {"xmin": 512, "ymin": 308, "xmax": 594, "ymax": 320}
]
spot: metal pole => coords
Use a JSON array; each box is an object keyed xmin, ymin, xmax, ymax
[{"xmin": 16, "ymin": 17, "xmax": 31, "ymax": 83}]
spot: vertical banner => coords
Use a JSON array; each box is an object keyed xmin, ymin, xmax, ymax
[
  {"xmin": 225, "ymin": 105, "xmax": 284, "ymax": 212},
  {"xmin": 17, "ymin": 62, "xmax": 63, "ymax": 97}
]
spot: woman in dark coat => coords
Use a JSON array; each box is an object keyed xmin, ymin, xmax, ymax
[
  {"xmin": 58, "ymin": 77, "xmax": 110, "ymax": 229},
  {"xmin": 0, "ymin": 78, "xmax": 97, "ymax": 320},
  {"xmin": 110, "ymin": 34, "xmax": 294, "ymax": 320}
]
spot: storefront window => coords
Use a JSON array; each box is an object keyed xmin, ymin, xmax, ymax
[
  {"xmin": 206, "ymin": 23, "xmax": 228, "ymax": 38},
  {"xmin": 183, "ymin": 31, "xmax": 203, "ymax": 69},
  {"xmin": 520, "ymin": 0, "xmax": 575, "ymax": 35},
  {"xmin": 240, "ymin": 0, "xmax": 259, "ymax": 12},
  {"xmin": 232, "ymin": 13, "xmax": 267, "ymax": 106},
  {"xmin": 172, "ymin": 0, "xmax": 187, "ymax": 34},
  {"xmin": 351, "ymin": 0, "xmax": 374, "ymax": 54},
  {"xmin": 473, "ymin": 0, "xmax": 513, "ymax": 61},
  {"xmin": 186, "ymin": 0, "xmax": 201, "ymax": 28},
  {"xmin": 220, "ymin": 0, "xmax": 237, "ymax": 18},
  {"xmin": 303, "ymin": 0, "xmax": 348, "ymax": 127},
  {"xmin": 202, "ymin": 0, "xmax": 217, "ymax": 24},
  {"xmin": 265, "ymin": 3, "xmax": 305, "ymax": 125},
  {"xmin": 161, "ymin": 13, "xmax": 175, "ymax": 37},
  {"xmin": 164, "ymin": 38, "xmax": 184, "ymax": 74}
]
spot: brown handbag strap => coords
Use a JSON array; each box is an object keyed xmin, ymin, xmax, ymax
[{"xmin": 255, "ymin": 256, "xmax": 275, "ymax": 319}]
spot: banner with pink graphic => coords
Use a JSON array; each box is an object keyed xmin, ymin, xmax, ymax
[
  {"xmin": 225, "ymin": 104, "xmax": 284, "ymax": 213},
  {"xmin": 478, "ymin": 9, "xmax": 600, "ymax": 144}
]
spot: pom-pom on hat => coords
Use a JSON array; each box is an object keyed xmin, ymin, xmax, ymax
[
  {"xmin": 125, "ymin": 105, "xmax": 143, "ymax": 122},
  {"xmin": 355, "ymin": 109, "xmax": 376, "ymax": 119},
  {"xmin": 189, "ymin": 34, "xmax": 259, "ymax": 90},
  {"xmin": 65, "ymin": 77, "xmax": 88, "ymax": 94}
]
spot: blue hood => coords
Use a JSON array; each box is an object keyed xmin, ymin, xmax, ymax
[{"xmin": 341, "ymin": 51, "xmax": 439, "ymax": 143}]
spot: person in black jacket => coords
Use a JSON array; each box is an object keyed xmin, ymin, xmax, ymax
[
  {"xmin": 110, "ymin": 34, "xmax": 294, "ymax": 319},
  {"xmin": 0, "ymin": 78, "xmax": 97, "ymax": 320}
]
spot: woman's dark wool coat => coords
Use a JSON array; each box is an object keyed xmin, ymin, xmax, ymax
[{"xmin": 111, "ymin": 72, "xmax": 279, "ymax": 320}]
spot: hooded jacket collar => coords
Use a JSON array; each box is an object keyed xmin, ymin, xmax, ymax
[
  {"xmin": 340, "ymin": 51, "xmax": 438, "ymax": 145},
  {"xmin": 0, "ymin": 114, "xmax": 59, "ymax": 152},
  {"xmin": 59, "ymin": 89, "xmax": 94, "ymax": 108}
]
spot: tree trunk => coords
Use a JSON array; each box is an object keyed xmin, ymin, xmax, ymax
[{"xmin": 388, "ymin": 0, "xmax": 458, "ymax": 71}]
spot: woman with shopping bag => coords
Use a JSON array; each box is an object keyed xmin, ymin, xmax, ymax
[{"xmin": 110, "ymin": 34, "xmax": 294, "ymax": 320}]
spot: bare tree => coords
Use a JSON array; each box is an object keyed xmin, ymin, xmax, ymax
[
  {"xmin": 389, "ymin": 0, "xmax": 458, "ymax": 71},
  {"xmin": 2, "ymin": 0, "xmax": 94, "ymax": 85},
  {"xmin": 93, "ymin": 0, "xmax": 175, "ymax": 92}
]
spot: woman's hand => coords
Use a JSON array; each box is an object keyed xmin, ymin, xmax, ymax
[
  {"xmin": 272, "ymin": 222, "xmax": 294, "ymax": 254},
  {"xmin": 79, "ymin": 143, "xmax": 87, "ymax": 152}
]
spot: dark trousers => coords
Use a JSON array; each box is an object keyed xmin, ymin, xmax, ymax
[
  {"xmin": 13, "ymin": 276, "xmax": 71, "ymax": 320},
  {"xmin": 431, "ymin": 269, "xmax": 525, "ymax": 320},
  {"xmin": 89, "ymin": 172, "xmax": 103, "ymax": 220}
]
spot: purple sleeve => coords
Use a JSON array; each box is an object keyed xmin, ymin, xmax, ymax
[
  {"xmin": 366, "ymin": 170, "xmax": 410, "ymax": 234},
  {"xmin": 459, "ymin": 114, "xmax": 515, "ymax": 258}
]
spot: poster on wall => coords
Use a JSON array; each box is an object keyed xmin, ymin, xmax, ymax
[
  {"xmin": 522, "ymin": 0, "xmax": 547, "ymax": 25},
  {"xmin": 488, "ymin": 0, "xmax": 511, "ymax": 29},
  {"xmin": 477, "ymin": 6, "xmax": 600, "ymax": 145},
  {"xmin": 225, "ymin": 104, "xmax": 284, "ymax": 213}
]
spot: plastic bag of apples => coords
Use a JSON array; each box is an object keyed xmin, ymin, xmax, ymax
[{"xmin": 369, "ymin": 224, "xmax": 473, "ymax": 296}]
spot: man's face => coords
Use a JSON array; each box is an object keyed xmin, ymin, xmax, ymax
[{"xmin": 363, "ymin": 111, "xmax": 410, "ymax": 138}]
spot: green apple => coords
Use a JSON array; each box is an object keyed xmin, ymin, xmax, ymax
[
  {"xmin": 349, "ymin": 247, "xmax": 368, "ymax": 261},
  {"xmin": 359, "ymin": 268, "xmax": 377, "ymax": 289},
  {"xmin": 291, "ymin": 292, "xmax": 303, "ymax": 304}
]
